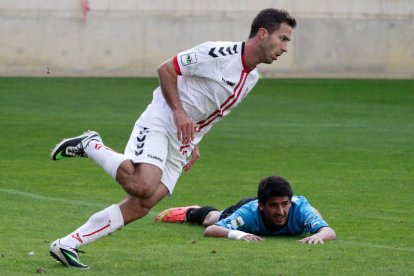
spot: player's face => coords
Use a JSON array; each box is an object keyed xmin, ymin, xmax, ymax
[
  {"xmin": 259, "ymin": 196, "xmax": 291, "ymax": 231},
  {"xmin": 259, "ymin": 23, "xmax": 293, "ymax": 64}
]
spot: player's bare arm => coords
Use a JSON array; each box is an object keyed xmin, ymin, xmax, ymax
[
  {"xmin": 297, "ymin": 226, "xmax": 336, "ymax": 244},
  {"xmin": 204, "ymin": 225, "xmax": 264, "ymax": 242},
  {"xmin": 157, "ymin": 58, "xmax": 195, "ymax": 144}
]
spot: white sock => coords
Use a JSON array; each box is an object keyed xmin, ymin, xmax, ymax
[
  {"xmin": 60, "ymin": 204, "xmax": 124, "ymax": 249},
  {"xmin": 85, "ymin": 140, "xmax": 128, "ymax": 179}
]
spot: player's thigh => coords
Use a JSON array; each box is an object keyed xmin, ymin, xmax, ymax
[{"xmin": 134, "ymin": 163, "xmax": 163, "ymax": 188}]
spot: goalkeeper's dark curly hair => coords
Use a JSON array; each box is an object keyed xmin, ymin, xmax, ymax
[{"xmin": 257, "ymin": 176, "xmax": 293, "ymax": 204}]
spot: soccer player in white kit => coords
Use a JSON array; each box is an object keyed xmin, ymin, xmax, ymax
[{"xmin": 49, "ymin": 9, "xmax": 296, "ymax": 269}]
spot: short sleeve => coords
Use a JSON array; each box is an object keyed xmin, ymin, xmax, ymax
[
  {"xmin": 215, "ymin": 205, "xmax": 254, "ymax": 231},
  {"xmin": 174, "ymin": 41, "xmax": 223, "ymax": 78},
  {"xmin": 300, "ymin": 202, "xmax": 330, "ymax": 234}
]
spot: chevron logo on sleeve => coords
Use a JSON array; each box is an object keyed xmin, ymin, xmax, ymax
[{"xmin": 208, "ymin": 44, "xmax": 238, "ymax": 58}]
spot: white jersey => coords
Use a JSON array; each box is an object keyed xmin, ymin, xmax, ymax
[{"xmin": 139, "ymin": 41, "xmax": 259, "ymax": 143}]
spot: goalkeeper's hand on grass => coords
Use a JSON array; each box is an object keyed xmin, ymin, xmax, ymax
[
  {"xmin": 240, "ymin": 234, "xmax": 264, "ymax": 242},
  {"xmin": 297, "ymin": 234, "xmax": 324, "ymax": 244}
]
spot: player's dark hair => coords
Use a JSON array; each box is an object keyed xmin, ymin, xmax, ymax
[
  {"xmin": 257, "ymin": 176, "xmax": 293, "ymax": 203},
  {"xmin": 248, "ymin": 9, "xmax": 297, "ymax": 39}
]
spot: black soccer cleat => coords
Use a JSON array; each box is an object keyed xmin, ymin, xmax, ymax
[
  {"xmin": 49, "ymin": 239, "xmax": 89, "ymax": 269},
  {"xmin": 50, "ymin": 130, "xmax": 101, "ymax": 160}
]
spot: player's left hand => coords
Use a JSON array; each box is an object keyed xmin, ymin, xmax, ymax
[
  {"xmin": 297, "ymin": 235, "xmax": 324, "ymax": 244},
  {"xmin": 183, "ymin": 145, "xmax": 200, "ymax": 172}
]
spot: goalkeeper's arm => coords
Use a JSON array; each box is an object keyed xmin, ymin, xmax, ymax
[{"xmin": 204, "ymin": 225, "xmax": 264, "ymax": 241}]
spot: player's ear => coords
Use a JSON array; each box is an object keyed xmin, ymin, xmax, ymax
[
  {"xmin": 258, "ymin": 201, "xmax": 265, "ymax": 211},
  {"xmin": 258, "ymin": 28, "xmax": 268, "ymax": 41}
]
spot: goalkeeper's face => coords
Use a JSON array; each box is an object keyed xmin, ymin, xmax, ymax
[{"xmin": 259, "ymin": 196, "xmax": 291, "ymax": 231}]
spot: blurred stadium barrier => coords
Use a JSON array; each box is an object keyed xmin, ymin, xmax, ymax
[{"xmin": 0, "ymin": 0, "xmax": 413, "ymax": 78}]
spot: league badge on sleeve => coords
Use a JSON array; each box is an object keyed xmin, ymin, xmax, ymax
[
  {"xmin": 230, "ymin": 216, "xmax": 245, "ymax": 228},
  {"xmin": 180, "ymin": 52, "xmax": 197, "ymax": 66}
]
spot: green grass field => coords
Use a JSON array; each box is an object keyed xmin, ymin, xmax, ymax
[{"xmin": 1, "ymin": 77, "xmax": 413, "ymax": 275}]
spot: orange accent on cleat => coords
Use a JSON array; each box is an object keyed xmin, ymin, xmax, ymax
[{"xmin": 155, "ymin": 205, "xmax": 200, "ymax": 223}]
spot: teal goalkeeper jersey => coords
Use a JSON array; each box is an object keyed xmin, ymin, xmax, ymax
[{"xmin": 215, "ymin": 196, "xmax": 329, "ymax": 236}]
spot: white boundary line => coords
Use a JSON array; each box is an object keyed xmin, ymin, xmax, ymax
[
  {"xmin": 337, "ymin": 240, "xmax": 414, "ymax": 252},
  {"xmin": 0, "ymin": 188, "xmax": 107, "ymax": 208},
  {"xmin": 0, "ymin": 188, "xmax": 159, "ymax": 216}
]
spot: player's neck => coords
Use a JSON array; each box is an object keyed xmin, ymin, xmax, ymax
[{"xmin": 243, "ymin": 39, "xmax": 259, "ymax": 72}]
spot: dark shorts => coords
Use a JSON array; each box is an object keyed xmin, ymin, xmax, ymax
[{"xmin": 219, "ymin": 197, "xmax": 257, "ymax": 220}]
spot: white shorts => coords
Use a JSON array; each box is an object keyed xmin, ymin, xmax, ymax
[{"xmin": 124, "ymin": 122, "xmax": 194, "ymax": 195}]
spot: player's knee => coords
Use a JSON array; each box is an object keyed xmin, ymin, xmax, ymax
[
  {"xmin": 202, "ymin": 211, "xmax": 220, "ymax": 227},
  {"xmin": 202, "ymin": 217, "xmax": 214, "ymax": 227},
  {"xmin": 202, "ymin": 221, "xmax": 212, "ymax": 227},
  {"xmin": 125, "ymin": 178, "xmax": 157, "ymax": 199},
  {"xmin": 137, "ymin": 183, "xmax": 157, "ymax": 199}
]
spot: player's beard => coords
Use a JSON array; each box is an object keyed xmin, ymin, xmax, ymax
[
  {"xmin": 262, "ymin": 212, "xmax": 288, "ymax": 231},
  {"xmin": 258, "ymin": 44, "xmax": 274, "ymax": 64},
  {"xmin": 273, "ymin": 215, "xmax": 287, "ymax": 226}
]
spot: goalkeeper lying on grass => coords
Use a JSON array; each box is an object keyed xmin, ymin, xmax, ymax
[{"xmin": 156, "ymin": 176, "xmax": 336, "ymax": 243}]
